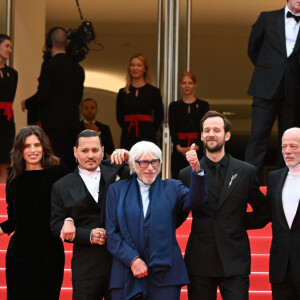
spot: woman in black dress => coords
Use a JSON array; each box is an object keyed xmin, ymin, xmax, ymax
[
  {"xmin": 169, "ymin": 71, "xmax": 209, "ymax": 179},
  {"xmin": 0, "ymin": 126, "xmax": 67, "ymax": 300},
  {"xmin": 0, "ymin": 34, "xmax": 18, "ymax": 183},
  {"xmin": 116, "ymin": 53, "xmax": 163, "ymax": 150}
]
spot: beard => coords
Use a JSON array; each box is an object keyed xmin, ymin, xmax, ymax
[
  {"xmin": 139, "ymin": 170, "xmax": 158, "ymax": 185},
  {"xmin": 203, "ymin": 138, "xmax": 225, "ymax": 153}
]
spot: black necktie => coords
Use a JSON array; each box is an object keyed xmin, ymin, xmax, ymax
[
  {"xmin": 287, "ymin": 11, "xmax": 300, "ymax": 23},
  {"xmin": 214, "ymin": 163, "xmax": 223, "ymax": 196}
]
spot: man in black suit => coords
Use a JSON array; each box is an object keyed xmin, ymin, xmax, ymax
[
  {"xmin": 80, "ymin": 98, "xmax": 115, "ymax": 159},
  {"xmin": 179, "ymin": 111, "xmax": 268, "ymax": 300},
  {"xmin": 264, "ymin": 127, "xmax": 300, "ymax": 299},
  {"xmin": 22, "ymin": 27, "xmax": 85, "ymax": 171},
  {"xmin": 50, "ymin": 130, "xmax": 129, "ymax": 300},
  {"xmin": 245, "ymin": 0, "xmax": 300, "ymax": 175}
]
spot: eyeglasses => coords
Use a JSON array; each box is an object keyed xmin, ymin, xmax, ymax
[{"xmin": 135, "ymin": 159, "xmax": 161, "ymax": 168}]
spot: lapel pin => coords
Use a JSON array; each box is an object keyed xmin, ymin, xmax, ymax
[{"xmin": 228, "ymin": 174, "xmax": 238, "ymax": 187}]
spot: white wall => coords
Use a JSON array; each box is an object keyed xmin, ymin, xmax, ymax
[{"xmin": 12, "ymin": 0, "xmax": 46, "ymax": 133}]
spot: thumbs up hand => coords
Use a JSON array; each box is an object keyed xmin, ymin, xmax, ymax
[{"xmin": 186, "ymin": 143, "xmax": 200, "ymax": 171}]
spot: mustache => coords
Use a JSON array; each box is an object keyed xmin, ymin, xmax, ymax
[
  {"xmin": 85, "ymin": 159, "xmax": 97, "ymax": 163},
  {"xmin": 142, "ymin": 170, "xmax": 157, "ymax": 174}
]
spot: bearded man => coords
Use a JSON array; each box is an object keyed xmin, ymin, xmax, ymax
[{"xmin": 179, "ymin": 110, "xmax": 268, "ymax": 300}]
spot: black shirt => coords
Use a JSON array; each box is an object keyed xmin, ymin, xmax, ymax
[{"xmin": 205, "ymin": 154, "xmax": 229, "ymax": 189}]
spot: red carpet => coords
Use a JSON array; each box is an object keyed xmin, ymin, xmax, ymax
[{"xmin": 0, "ymin": 184, "xmax": 271, "ymax": 299}]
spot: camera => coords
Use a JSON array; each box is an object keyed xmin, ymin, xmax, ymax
[{"xmin": 67, "ymin": 21, "xmax": 95, "ymax": 62}]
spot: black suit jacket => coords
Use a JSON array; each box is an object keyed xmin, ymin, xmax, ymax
[
  {"xmin": 179, "ymin": 155, "xmax": 268, "ymax": 277},
  {"xmin": 248, "ymin": 8, "xmax": 300, "ymax": 105},
  {"xmin": 266, "ymin": 167, "xmax": 300, "ymax": 283},
  {"xmin": 25, "ymin": 53, "xmax": 85, "ymax": 129},
  {"xmin": 50, "ymin": 160, "xmax": 130, "ymax": 280}
]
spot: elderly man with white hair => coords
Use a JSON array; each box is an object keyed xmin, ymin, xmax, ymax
[
  {"xmin": 106, "ymin": 141, "xmax": 207, "ymax": 300},
  {"xmin": 263, "ymin": 127, "xmax": 300, "ymax": 300}
]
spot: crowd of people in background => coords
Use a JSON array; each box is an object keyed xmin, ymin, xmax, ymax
[{"xmin": 1, "ymin": 0, "xmax": 300, "ymax": 299}]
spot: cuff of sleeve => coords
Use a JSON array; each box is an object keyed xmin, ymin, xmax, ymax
[
  {"xmin": 65, "ymin": 217, "xmax": 74, "ymax": 222},
  {"xmin": 130, "ymin": 256, "xmax": 139, "ymax": 266},
  {"xmin": 90, "ymin": 229, "xmax": 94, "ymax": 244},
  {"xmin": 193, "ymin": 168, "xmax": 205, "ymax": 176}
]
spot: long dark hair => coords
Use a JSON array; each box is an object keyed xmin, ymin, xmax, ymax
[{"xmin": 9, "ymin": 126, "xmax": 60, "ymax": 182}]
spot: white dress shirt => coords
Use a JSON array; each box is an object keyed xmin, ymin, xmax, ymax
[
  {"xmin": 78, "ymin": 166, "xmax": 101, "ymax": 202},
  {"xmin": 285, "ymin": 6, "xmax": 300, "ymax": 57},
  {"xmin": 282, "ymin": 164, "xmax": 300, "ymax": 228},
  {"xmin": 137, "ymin": 178, "xmax": 151, "ymax": 217}
]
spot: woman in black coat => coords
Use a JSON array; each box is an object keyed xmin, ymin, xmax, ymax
[
  {"xmin": 116, "ymin": 53, "xmax": 163, "ymax": 150},
  {"xmin": 0, "ymin": 126, "xmax": 67, "ymax": 300},
  {"xmin": 0, "ymin": 34, "xmax": 18, "ymax": 183},
  {"xmin": 169, "ymin": 72, "xmax": 209, "ymax": 179}
]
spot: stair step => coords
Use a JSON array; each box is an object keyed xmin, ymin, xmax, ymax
[
  {"xmin": 0, "ymin": 287, "xmax": 273, "ymax": 300},
  {"xmin": 179, "ymin": 289, "xmax": 272, "ymax": 300},
  {"xmin": 0, "ymin": 268, "xmax": 72, "ymax": 288}
]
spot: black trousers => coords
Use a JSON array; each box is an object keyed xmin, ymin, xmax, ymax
[
  {"xmin": 72, "ymin": 276, "xmax": 111, "ymax": 300},
  {"xmin": 245, "ymin": 95, "xmax": 295, "ymax": 175},
  {"xmin": 188, "ymin": 274, "xmax": 249, "ymax": 300},
  {"xmin": 272, "ymin": 264, "xmax": 300, "ymax": 300}
]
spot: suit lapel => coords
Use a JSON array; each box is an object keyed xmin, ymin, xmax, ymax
[
  {"xmin": 68, "ymin": 169, "xmax": 99, "ymax": 210},
  {"xmin": 274, "ymin": 168, "xmax": 290, "ymax": 229},
  {"xmin": 217, "ymin": 156, "xmax": 241, "ymax": 210},
  {"xmin": 277, "ymin": 8, "xmax": 287, "ymax": 57},
  {"xmin": 291, "ymin": 199, "xmax": 300, "ymax": 229}
]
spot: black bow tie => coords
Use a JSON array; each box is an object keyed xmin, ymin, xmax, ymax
[{"xmin": 287, "ymin": 11, "xmax": 300, "ymax": 23}]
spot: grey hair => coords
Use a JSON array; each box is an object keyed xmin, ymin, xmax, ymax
[{"xmin": 128, "ymin": 141, "xmax": 162, "ymax": 174}]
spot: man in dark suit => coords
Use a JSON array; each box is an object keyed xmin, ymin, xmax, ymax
[
  {"xmin": 264, "ymin": 127, "xmax": 300, "ymax": 299},
  {"xmin": 80, "ymin": 97, "xmax": 115, "ymax": 159},
  {"xmin": 22, "ymin": 27, "xmax": 85, "ymax": 171},
  {"xmin": 50, "ymin": 129, "xmax": 130, "ymax": 300},
  {"xmin": 179, "ymin": 111, "xmax": 268, "ymax": 300},
  {"xmin": 245, "ymin": 0, "xmax": 300, "ymax": 175}
]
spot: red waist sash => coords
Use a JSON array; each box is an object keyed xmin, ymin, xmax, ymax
[
  {"xmin": 0, "ymin": 102, "xmax": 13, "ymax": 121},
  {"xmin": 124, "ymin": 114, "xmax": 153, "ymax": 137},
  {"xmin": 177, "ymin": 132, "xmax": 198, "ymax": 147}
]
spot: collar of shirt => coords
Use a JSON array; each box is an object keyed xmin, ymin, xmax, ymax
[
  {"xmin": 205, "ymin": 154, "xmax": 229, "ymax": 169},
  {"xmin": 288, "ymin": 163, "xmax": 300, "ymax": 175},
  {"xmin": 78, "ymin": 166, "xmax": 100, "ymax": 176},
  {"xmin": 52, "ymin": 51, "xmax": 66, "ymax": 57},
  {"xmin": 286, "ymin": 5, "xmax": 300, "ymax": 19},
  {"xmin": 83, "ymin": 118, "xmax": 96, "ymax": 125}
]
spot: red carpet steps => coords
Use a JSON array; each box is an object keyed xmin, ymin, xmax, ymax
[{"xmin": 0, "ymin": 184, "xmax": 271, "ymax": 300}]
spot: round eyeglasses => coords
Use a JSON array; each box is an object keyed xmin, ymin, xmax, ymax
[{"xmin": 135, "ymin": 159, "xmax": 161, "ymax": 168}]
